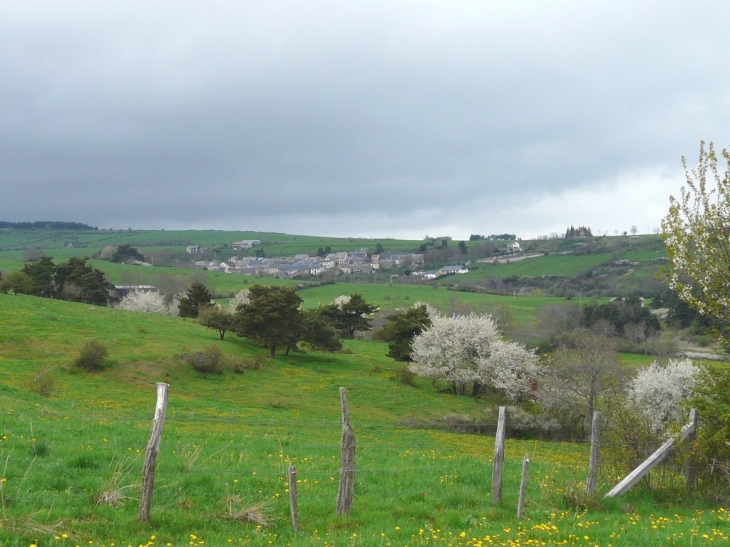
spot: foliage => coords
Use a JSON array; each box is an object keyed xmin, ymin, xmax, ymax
[
  {"xmin": 111, "ymin": 244, "xmax": 145, "ymax": 263},
  {"xmin": 19, "ymin": 256, "xmax": 116, "ymax": 306},
  {"xmin": 580, "ymin": 298, "xmax": 661, "ymax": 340},
  {"xmin": 686, "ymin": 367, "xmax": 730, "ymax": 497},
  {"xmin": 117, "ymin": 289, "xmax": 171, "ymax": 314},
  {"xmin": 320, "ymin": 293, "xmax": 377, "ymax": 339},
  {"xmin": 73, "ymin": 340, "xmax": 109, "ymax": 371},
  {"xmin": 409, "ymin": 312, "xmax": 538, "ymax": 399},
  {"xmin": 0, "ymin": 270, "xmax": 34, "ymax": 294},
  {"xmin": 22, "ymin": 256, "xmax": 57, "ymax": 297},
  {"xmin": 374, "ymin": 304, "xmax": 432, "ymax": 361},
  {"xmin": 627, "ymin": 358, "xmax": 700, "ymax": 431},
  {"xmin": 297, "ymin": 308, "xmax": 342, "ymax": 353},
  {"xmin": 25, "ymin": 368, "xmax": 55, "ymax": 397},
  {"xmin": 234, "ymin": 284, "xmax": 302, "ymax": 358},
  {"xmin": 55, "ymin": 256, "xmax": 118, "ymax": 306},
  {"xmin": 181, "ymin": 345, "xmax": 225, "ymax": 374},
  {"xmin": 198, "ymin": 306, "xmax": 237, "ymax": 340},
  {"xmin": 178, "ymin": 281, "xmax": 214, "ymax": 318},
  {"xmin": 661, "ymin": 141, "xmax": 730, "ymax": 340}
]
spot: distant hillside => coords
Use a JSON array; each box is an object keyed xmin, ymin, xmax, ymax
[{"xmin": 437, "ymin": 234, "xmax": 668, "ymax": 298}]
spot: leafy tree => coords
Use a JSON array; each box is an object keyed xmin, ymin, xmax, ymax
[
  {"xmin": 686, "ymin": 367, "xmax": 730, "ymax": 495},
  {"xmin": 320, "ymin": 294, "xmax": 377, "ymax": 339},
  {"xmin": 374, "ymin": 305, "xmax": 431, "ymax": 362},
  {"xmin": 458, "ymin": 241, "xmax": 468, "ymax": 254},
  {"xmin": 296, "ymin": 309, "xmax": 342, "ymax": 353},
  {"xmin": 661, "ymin": 141, "xmax": 730, "ymax": 339},
  {"xmin": 409, "ymin": 312, "xmax": 538, "ymax": 399},
  {"xmin": 54, "ymin": 257, "xmax": 117, "ymax": 306},
  {"xmin": 375, "ymin": 243, "xmax": 384, "ymax": 254},
  {"xmin": 22, "ymin": 256, "xmax": 57, "ymax": 297},
  {"xmin": 0, "ymin": 270, "xmax": 34, "ymax": 294},
  {"xmin": 581, "ymin": 298, "xmax": 660, "ymax": 340},
  {"xmin": 111, "ymin": 244, "xmax": 145, "ymax": 263},
  {"xmin": 178, "ymin": 281, "xmax": 214, "ymax": 318},
  {"xmin": 199, "ymin": 306, "xmax": 236, "ymax": 340},
  {"xmin": 234, "ymin": 284, "xmax": 302, "ymax": 358}
]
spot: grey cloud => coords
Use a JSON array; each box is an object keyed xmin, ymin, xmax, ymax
[{"xmin": 2, "ymin": 1, "xmax": 730, "ymax": 238}]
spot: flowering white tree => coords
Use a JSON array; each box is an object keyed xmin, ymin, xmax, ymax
[
  {"xmin": 627, "ymin": 358, "xmax": 700, "ymax": 431},
  {"xmin": 481, "ymin": 339, "xmax": 539, "ymax": 399},
  {"xmin": 332, "ymin": 294, "xmax": 351, "ymax": 308},
  {"xmin": 117, "ymin": 290, "xmax": 171, "ymax": 314},
  {"xmin": 409, "ymin": 312, "xmax": 537, "ymax": 399},
  {"xmin": 661, "ymin": 142, "xmax": 730, "ymax": 336},
  {"xmin": 228, "ymin": 288, "xmax": 251, "ymax": 313}
]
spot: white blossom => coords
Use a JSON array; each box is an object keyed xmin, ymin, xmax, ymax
[
  {"xmin": 228, "ymin": 288, "xmax": 251, "ymax": 313},
  {"xmin": 627, "ymin": 358, "xmax": 700, "ymax": 431},
  {"xmin": 332, "ymin": 295, "xmax": 351, "ymax": 308},
  {"xmin": 117, "ymin": 290, "xmax": 170, "ymax": 314},
  {"xmin": 409, "ymin": 312, "xmax": 536, "ymax": 399}
]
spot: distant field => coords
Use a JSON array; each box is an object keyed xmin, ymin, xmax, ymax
[{"xmin": 0, "ymin": 228, "xmax": 423, "ymax": 257}]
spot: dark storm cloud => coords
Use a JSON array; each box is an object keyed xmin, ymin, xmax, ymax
[{"xmin": 2, "ymin": 1, "xmax": 730, "ymax": 238}]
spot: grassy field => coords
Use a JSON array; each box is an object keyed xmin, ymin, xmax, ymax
[
  {"xmin": 0, "ymin": 293, "xmax": 727, "ymax": 546},
  {"xmin": 0, "ymin": 229, "xmax": 424, "ymax": 257}
]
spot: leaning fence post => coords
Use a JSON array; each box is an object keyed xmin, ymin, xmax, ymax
[
  {"xmin": 337, "ymin": 387, "xmax": 356, "ymax": 515},
  {"xmin": 517, "ymin": 454, "xmax": 530, "ymax": 519},
  {"xmin": 685, "ymin": 409, "xmax": 698, "ymax": 491},
  {"xmin": 139, "ymin": 382, "xmax": 169, "ymax": 523},
  {"xmin": 288, "ymin": 464, "xmax": 300, "ymax": 532},
  {"xmin": 586, "ymin": 412, "xmax": 602, "ymax": 495},
  {"xmin": 492, "ymin": 406, "xmax": 506, "ymax": 504}
]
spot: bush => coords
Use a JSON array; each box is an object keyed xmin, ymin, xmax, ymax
[
  {"xmin": 26, "ymin": 368, "xmax": 55, "ymax": 397},
  {"xmin": 390, "ymin": 365, "xmax": 416, "ymax": 387},
  {"xmin": 74, "ymin": 340, "xmax": 108, "ymax": 372},
  {"xmin": 181, "ymin": 346, "xmax": 225, "ymax": 374}
]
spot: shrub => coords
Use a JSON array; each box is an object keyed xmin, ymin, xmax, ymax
[
  {"xmin": 26, "ymin": 368, "xmax": 55, "ymax": 397},
  {"xmin": 390, "ymin": 365, "xmax": 416, "ymax": 387},
  {"xmin": 74, "ymin": 340, "xmax": 108, "ymax": 372},
  {"xmin": 181, "ymin": 346, "xmax": 225, "ymax": 374}
]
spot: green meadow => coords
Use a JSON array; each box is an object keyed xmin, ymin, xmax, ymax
[{"xmin": 0, "ymin": 293, "xmax": 727, "ymax": 547}]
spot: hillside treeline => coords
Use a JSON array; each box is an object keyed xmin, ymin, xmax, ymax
[{"xmin": 0, "ymin": 220, "xmax": 96, "ymax": 230}]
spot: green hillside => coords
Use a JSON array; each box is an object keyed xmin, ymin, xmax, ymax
[{"xmin": 0, "ymin": 293, "xmax": 721, "ymax": 546}]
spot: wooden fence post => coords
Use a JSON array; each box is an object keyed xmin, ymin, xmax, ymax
[
  {"xmin": 605, "ymin": 410, "xmax": 698, "ymax": 497},
  {"xmin": 139, "ymin": 382, "xmax": 169, "ymax": 523},
  {"xmin": 586, "ymin": 412, "xmax": 602, "ymax": 495},
  {"xmin": 337, "ymin": 387, "xmax": 356, "ymax": 515},
  {"xmin": 288, "ymin": 465, "xmax": 300, "ymax": 532},
  {"xmin": 517, "ymin": 454, "xmax": 530, "ymax": 519},
  {"xmin": 492, "ymin": 406, "xmax": 506, "ymax": 505},
  {"xmin": 685, "ymin": 409, "xmax": 698, "ymax": 491}
]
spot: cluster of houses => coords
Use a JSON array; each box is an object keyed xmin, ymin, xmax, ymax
[{"xmin": 188, "ymin": 245, "xmax": 469, "ymax": 280}]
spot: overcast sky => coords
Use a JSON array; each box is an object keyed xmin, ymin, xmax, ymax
[{"xmin": 2, "ymin": 1, "xmax": 729, "ymax": 240}]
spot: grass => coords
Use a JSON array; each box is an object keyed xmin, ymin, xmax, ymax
[{"xmin": 0, "ymin": 293, "xmax": 726, "ymax": 546}]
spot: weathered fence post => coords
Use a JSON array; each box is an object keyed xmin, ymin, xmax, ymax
[
  {"xmin": 492, "ymin": 406, "xmax": 506, "ymax": 504},
  {"xmin": 685, "ymin": 409, "xmax": 698, "ymax": 491},
  {"xmin": 517, "ymin": 454, "xmax": 530, "ymax": 519},
  {"xmin": 337, "ymin": 387, "xmax": 356, "ymax": 515},
  {"xmin": 605, "ymin": 409, "xmax": 698, "ymax": 497},
  {"xmin": 288, "ymin": 465, "xmax": 300, "ymax": 531},
  {"xmin": 139, "ymin": 382, "xmax": 169, "ymax": 523},
  {"xmin": 586, "ymin": 412, "xmax": 602, "ymax": 495}
]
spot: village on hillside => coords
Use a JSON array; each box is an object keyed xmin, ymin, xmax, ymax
[{"xmin": 185, "ymin": 239, "xmax": 476, "ymax": 280}]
